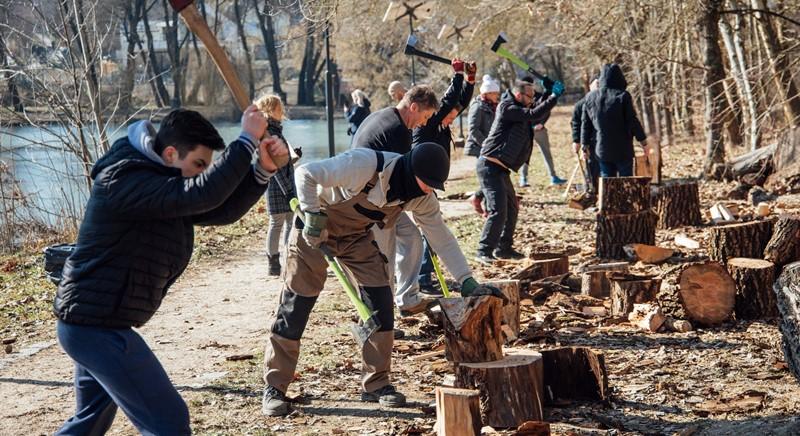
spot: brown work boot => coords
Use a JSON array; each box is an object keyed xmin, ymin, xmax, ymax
[
  {"xmin": 399, "ymin": 297, "xmax": 438, "ymax": 317},
  {"xmin": 361, "ymin": 384, "xmax": 407, "ymax": 407}
]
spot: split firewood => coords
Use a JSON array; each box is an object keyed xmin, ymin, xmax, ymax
[
  {"xmin": 757, "ymin": 202, "xmax": 771, "ymax": 217},
  {"xmin": 623, "ymin": 243, "xmax": 674, "ymax": 264},
  {"xmin": 440, "ymin": 296, "xmax": 504, "ymax": 363},
  {"xmin": 483, "ymin": 280, "xmax": 520, "ymax": 343},
  {"xmin": 674, "ymin": 234, "xmax": 701, "ymax": 249},
  {"xmin": 582, "ymin": 306, "xmax": 608, "ymax": 317},
  {"xmin": 434, "ymin": 387, "xmax": 482, "ymax": 436},
  {"xmin": 710, "ymin": 203, "xmax": 736, "ymax": 224},
  {"xmin": 627, "ymin": 303, "xmax": 666, "ymax": 332},
  {"xmin": 664, "ymin": 316, "xmax": 693, "ymax": 332}
]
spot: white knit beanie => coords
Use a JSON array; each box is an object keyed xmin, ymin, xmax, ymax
[{"xmin": 480, "ymin": 74, "xmax": 500, "ymax": 94}]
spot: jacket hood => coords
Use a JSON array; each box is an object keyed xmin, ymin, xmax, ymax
[
  {"xmin": 90, "ymin": 121, "xmax": 165, "ymax": 179},
  {"xmin": 600, "ymin": 63, "xmax": 627, "ymax": 91}
]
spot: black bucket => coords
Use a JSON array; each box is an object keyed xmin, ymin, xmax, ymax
[{"xmin": 43, "ymin": 243, "xmax": 75, "ymax": 285}]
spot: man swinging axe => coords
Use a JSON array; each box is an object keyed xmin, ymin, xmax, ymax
[{"xmin": 262, "ymin": 143, "xmax": 503, "ymax": 416}]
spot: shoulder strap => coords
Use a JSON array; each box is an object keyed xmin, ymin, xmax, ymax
[{"xmin": 361, "ymin": 150, "xmax": 385, "ymax": 194}]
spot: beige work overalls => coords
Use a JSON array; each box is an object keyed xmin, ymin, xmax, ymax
[{"xmin": 264, "ymin": 160, "xmax": 404, "ymax": 393}]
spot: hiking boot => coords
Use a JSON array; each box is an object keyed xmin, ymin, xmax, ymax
[
  {"xmin": 474, "ymin": 252, "xmax": 496, "ymax": 266},
  {"xmin": 361, "ymin": 384, "xmax": 407, "ymax": 407},
  {"xmin": 494, "ymin": 248, "xmax": 525, "ymax": 260},
  {"xmin": 267, "ymin": 255, "xmax": 281, "ymax": 276},
  {"xmin": 261, "ymin": 385, "xmax": 290, "ymax": 416},
  {"xmin": 399, "ymin": 297, "xmax": 438, "ymax": 317},
  {"xmin": 551, "ymin": 176, "xmax": 567, "ymax": 185},
  {"xmin": 419, "ymin": 281, "xmax": 443, "ymax": 297}
]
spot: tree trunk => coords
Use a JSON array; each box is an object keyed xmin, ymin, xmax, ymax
[
  {"xmin": 142, "ymin": 4, "xmax": 170, "ymax": 107},
  {"xmin": 440, "ymin": 296, "xmax": 504, "ymax": 363},
  {"xmin": 233, "ymin": 0, "xmax": 255, "ymax": 100},
  {"xmin": 609, "ymin": 273, "xmax": 661, "ymax": 317},
  {"xmin": 455, "ymin": 349, "xmax": 544, "ymax": 428},
  {"xmin": 540, "ymin": 347, "xmax": 608, "ymax": 403},
  {"xmin": 0, "ymin": 20, "xmax": 23, "ymax": 112},
  {"xmin": 763, "ymin": 214, "xmax": 800, "ymax": 268},
  {"xmin": 580, "ymin": 262, "xmax": 630, "ymax": 298},
  {"xmin": 434, "ymin": 387, "xmax": 482, "ymax": 436},
  {"xmin": 120, "ymin": 0, "xmax": 145, "ymax": 112},
  {"xmin": 654, "ymin": 180, "xmax": 702, "ymax": 228},
  {"xmin": 774, "ymin": 261, "xmax": 800, "ymax": 381},
  {"xmin": 699, "ymin": 0, "xmax": 728, "ymax": 178},
  {"xmin": 598, "ymin": 176, "xmax": 652, "ymax": 215},
  {"xmin": 252, "ymin": 0, "xmax": 285, "ymax": 101},
  {"xmin": 658, "ymin": 261, "xmax": 736, "ymax": 325},
  {"xmin": 726, "ymin": 3, "xmax": 761, "ymax": 150},
  {"xmin": 708, "ymin": 219, "xmax": 774, "ymax": 262},
  {"xmin": 162, "ymin": 0, "xmax": 185, "ymax": 108},
  {"xmin": 595, "ymin": 210, "xmax": 658, "ymax": 258},
  {"xmin": 727, "ymin": 257, "xmax": 778, "ymax": 319}
]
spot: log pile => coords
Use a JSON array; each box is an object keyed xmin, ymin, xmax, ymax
[
  {"xmin": 654, "ymin": 180, "xmax": 702, "ymax": 229},
  {"xmin": 657, "ymin": 262, "xmax": 736, "ymax": 326},
  {"xmin": 595, "ymin": 177, "xmax": 657, "ymax": 258},
  {"xmin": 707, "ymin": 219, "xmax": 774, "ymax": 262}
]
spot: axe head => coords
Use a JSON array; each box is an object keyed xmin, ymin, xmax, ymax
[
  {"xmin": 351, "ymin": 314, "xmax": 381, "ymax": 347},
  {"xmin": 168, "ymin": 0, "xmax": 194, "ymax": 12},
  {"xmin": 404, "ymin": 34, "xmax": 419, "ymax": 55},
  {"xmin": 491, "ymin": 32, "xmax": 508, "ymax": 52}
]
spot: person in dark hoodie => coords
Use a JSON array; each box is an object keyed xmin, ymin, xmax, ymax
[
  {"xmin": 475, "ymin": 78, "xmax": 563, "ymax": 265},
  {"xmin": 571, "ymin": 77, "xmax": 600, "ymax": 191},
  {"xmin": 345, "ymin": 89, "xmax": 371, "ymax": 140},
  {"xmin": 52, "ymin": 106, "xmax": 287, "ymax": 435},
  {"xmin": 411, "ymin": 58, "xmax": 475, "ymax": 295},
  {"xmin": 580, "ymin": 63, "xmax": 649, "ymax": 177}
]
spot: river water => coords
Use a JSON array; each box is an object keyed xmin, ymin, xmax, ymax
[{"xmin": 0, "ymin": 119, "xmax": 352, "ymax": 228}]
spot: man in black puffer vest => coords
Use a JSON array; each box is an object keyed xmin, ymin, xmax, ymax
[
  {"xmin": 52, "ymin": 107, "xmax": 287, "ymax": 435},
  {"xmin": 475, "ymin": 78, "xmax": 562, "ymax": 264}
]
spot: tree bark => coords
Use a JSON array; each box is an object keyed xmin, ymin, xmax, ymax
[
  {"xmin": 581, "ymin": 262, "xmax": 630, "ymax": 298},
  {"xmin": 142, "ymin": 3, "xmax": 170, "ymax": 107},
  {"xmin": 595, "ymin": 210, "xmax": 658, "ymax": 259},
  {"xmin": 727, "ymin": 257, "xmax": 778, "ymax": 319},
  {"xmin": 484, "ymin": 280, "xmax": 520, "ymax": 343},
  {"xmin": 763, "ymin": 214, "xmax": 800, "ymax": 268},
  {"xmin": 252, "ymin": 0, "xmax": 285, "ymax": 101},
  {"xmin": 654, "ymin": 180, "xmax": 702, "ymax": 228},
  {"xmin": 708, "ymin": 219, "xmax": 774, "ymax": 262},
  {"xmin": 540, "ymin": 347, "xmax": 608, "ymax": 403},
  {"xmin": 233, "ymin": 0, "xmax": 255, "ymax": 100},
  {"xmin": 699, "ymin": 0, "xmax": 728, "ymax": 178},
  {"xmin": 434, "ymin": 387, "xmax": 482, "ymax": 436},
  {"xmin": 120, "ymin": 0, "xmax": 146, "ymax": 112},
  {"xmin": 440, "ymin": 296, "xmax": 504, "ymax": 363},
  {"xmin": 774, "ymin": 261, "xmax": 800, "ymax": 381},
  {"xmin": 609, "ymin": 273, "xmax": 661, "ymax": 317},
  {"xmin": 598, "ymin": 176, "xmax": 652, "ymax": 215},
  {"xmin": 0, "ymin": 17, "xmax": 23, "ymax": 112},
  {"xmin": 658, "ymin": 261, "xmax": 737, "ymax": 325},
  {"xmin": 162, "ymin": 0, "xmax": 187, "ymax": 108}
]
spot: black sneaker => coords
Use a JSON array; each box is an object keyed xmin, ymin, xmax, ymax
[
  {"xmin": 494, "ymin": 248, "xmax": 525, "ymax": 260},
  {"xmin": 419, "ymin": 281, "xmax": 443, "ymax": 297},
  {"xmin": 361, "ymin": 384, "xmax": 407, "ymax": 407},
  {"xmin": 474, "ymin": 253, "xmax": 496, "ymax": 265},
  {"xmin": 261, "ymin": 385, "xmax": 290, "ymax": 416},
  {"xmin": 267, "ymin": 255, "xmax": 281, "ymax": 276}
]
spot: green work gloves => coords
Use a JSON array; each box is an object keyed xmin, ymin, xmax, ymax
[
  {"xmin": 460, "ymin": 277, "xmax": 507, "ymax": 302},
  {"xmin": 302, "ymin": 211, "xmax": 328, "ymax": 248}
]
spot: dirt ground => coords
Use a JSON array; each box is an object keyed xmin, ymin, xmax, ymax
[{"xmin": 2, "ymin": 106, "xmax": 800, "ymax": 435}]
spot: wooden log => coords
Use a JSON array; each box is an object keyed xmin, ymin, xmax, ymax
[
  {"xmin": 435, "ymin": 387, "xmax": 482, "ymax": 436},
  {"xmin": 710, "ymin": 203, "xmax": 736, "ymax": 224},
  {"xmin": 774, "ymin": 261, "xmax": 800, "ymax": 381},
  {"xmin": 623, "ymin": 243, "xmax": 674, "ymax": 264},
  {"xmin": 708, "ymin": 219, "xmax": 774, "ymax": 262},
  {"xmin": 440, "ymin": 296, "xmax": 504, "ymax": 363},
  {"xmin": 598, "ymin": 176, "xmax": 652, "ymax": 215},
  {"xmin": 657, "ymin": 261, "xmax": 736, "ymax": 326},
  {"xmin": 763, "ymin": 214, "xmax": 800, "ymax": 268},
  {"xmin": 674, "ymin": 234, "xmax": 701, "ymax": 249},
  {"xmin": 726, "ymin": 258, "xmax": 778, "ymax": 319},
  {"xmin": 540, "ymin": 347, "xmax": 608, "ymax": 404},
  {"xmin": 654, "ymin": 180, "xmax": 702, "ymax": 229},
  {"xmin": 634, "ymin": 154, "xmax": 652, "ymax": 178},
  {"xmin": 484, "ymin": 280, "xmax": 520, "ymax": 343},
  {"xmin": 595, "ymin": 210, "xmax": 658, "ymax": 259},
  {"xmin": 627, "ymin": 303, "xmax": 666, "ymax": 332},
  {"xmin": 609, "ymin": 273, "xmax": 661, "ymax": 317},
  {"xmin": 580, "ymin": 263, "xmax": 630, "ymax": 298},
  {"xmin": 514, "ymin": 421, "xmax": 551, "ymax": 436},
  {"xmin": 730, "ymin": 142, "xmax": 776, "ymax": 178},
  {"xmin": 514, "ymin": 253, "xmax": 569, "ymax": 282},
  {"xmin": 455, "ymin": 349, "xmax": 544, "ymax": 428}
]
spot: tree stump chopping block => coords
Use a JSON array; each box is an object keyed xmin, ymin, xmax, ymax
[
  {"xmin": 440, "ymin": 296, "xmax": 504, "ymax": 363},
  {"xmin": 599, "ymin": 176, "xmax": 652, "ymax": 215},
  {"xmin": 580, "ymin": 262, "xmax": 630, "ymax": 298},
  {"xmin": 595, "ymin": 210, "xmax": 658, "ymax": 259},
  {"xmin": 763, "ymin": 214, "xmax": 800, "ymax": 268},
  {"xmin": 657, "ymin": 261, "xmax": 736, "ymax": 326},
  {"xmin": 455, "ymin": 349, "xmax": 544, "ymax": 428},
  {"xmin": 727, "ymin": 258, "xmax": 778, "ymax": 319},
  {"xmin": 435, "ymin": 387, "xmax": 482, "ymax": 436},
  {"xmin": 654, "ymin": 180, "xmax": 702, "ymax": 229},
  {"xmin": 708, "ymin": 219, "xmax": 774, "ymax": 262},
  {"xmin": 540, "ymin": 347, "xmax": 608, "ymax": 404},
  {"xmin": 774, "ymin": 261, "xmax": 800, "ymax": 381},
  {"xmin": 484, "ymin": 280, "xmax": 520, "ymax": 343},
  {"xmin": 609, "ymin": 273, "xmax": 661, "ymax": 317}
]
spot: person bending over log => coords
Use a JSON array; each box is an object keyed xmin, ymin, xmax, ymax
[
  {"xmin": 261, "ymin": 143, "xmax": 502, "ymax": 416},
  {"xmin": 52, "ymin": 107, "xmax": 287, "ymax": 435}
]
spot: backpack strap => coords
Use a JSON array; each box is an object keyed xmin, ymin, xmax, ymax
[{"xmin": 361, "ymin": 151, "xmax": 385, "ymax": 194}]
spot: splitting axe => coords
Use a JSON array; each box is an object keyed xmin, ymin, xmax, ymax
[
  {"xmin": 289, "ymin": 198, "xmax": 380, "ymax": 347},
  {"xmin": 168, "ymin": 0, "xmax": 289, "ymax": 168},
  {"xmin": 404, "ymin": 34, "xmax": 452, "ymax": 65},
  {"xmin": 490, "ymin": 32, "xmax": 548, "ymax": 83}
]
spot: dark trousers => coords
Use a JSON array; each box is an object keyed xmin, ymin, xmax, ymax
[
  {"xmin": 586, "ymin": 149, "xmax": 601, "ymax": 192},
  {"xmin": 598, "ymin": 159, "xmax": 633, "ymax": 178},
  {"xmin": 477, "ymin": 158, "xmax": 518, "ymax": 256},
  {"xmin": 418, "ymin": 239, "xmax": 434, "ymax": 285},
  {"xmin": 55, "ymin": 321, "xmax": 191, "ymax": 436}
]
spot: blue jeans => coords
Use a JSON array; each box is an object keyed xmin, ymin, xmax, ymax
[
  {"xmin": 418, "ymin": 238, "xmax": 434, "ymax": 286},
  {"xmin": 598, "ymin": 160, "xmax": 634, "ymax": 178},
  {"xmin": 55, "ymin": 321, "xmax": 191, "ymax": 436}
]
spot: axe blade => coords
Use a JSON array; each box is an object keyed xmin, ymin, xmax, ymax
[
  {"xmin": 491, "ymin": 32, "xmax": 508, "ymax": 52},
  {"xmin": 351, "ymin": 315, "xmax": 381, "ymax": 347}
]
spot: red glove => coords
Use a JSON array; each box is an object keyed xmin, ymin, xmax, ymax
[
  {"xmin": 465, "ymin": 62, "xmax": 477, "ymax": 83},
  {"xmin": 451, "ymin": 58, "xmax": 465, "ymax": 74}
]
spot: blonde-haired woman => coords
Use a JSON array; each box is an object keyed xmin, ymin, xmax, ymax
[
  {"xmin": 255, "ymin": 94, "xmax": 298, "ymax": 276},
  {"xmin": 344, "ymin": 89, "xmax": 371, "ymax": 141}
]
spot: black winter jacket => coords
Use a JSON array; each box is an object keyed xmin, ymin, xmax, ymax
[
  {"xmin": 346, "ymin": 98, "xmax": 371, "ymax": 136},
  {"xmin": 571, "ymin": 94, "xmax": 597, "ymax": 150},
  {"xmin": 53, "ymin": 133, "xmax": 268, "ymax": 328},
  {"xmin": 464, "ymin": 96, "xmax": 496, "ymax": 157},
  {"xmin": 480, "ymin": 90, "xmax": 558, "ymax": 172},
  {"xmin": 412, "ymin": 73, "xmax": 474, "ymax": 157},
  {"xmin": 580, "ymin": 64, "xmax": 646, "ymax": 162}
]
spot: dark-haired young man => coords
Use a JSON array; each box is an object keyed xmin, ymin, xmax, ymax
[{"xmin": 52, "ymin": 106, "xmax": 288, "ymax": 435}]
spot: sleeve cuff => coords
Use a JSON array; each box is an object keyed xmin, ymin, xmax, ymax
[
  {"xmin": 253, "ymin": 163, "xmax": 275, "ymax": 185},
  {"xmin": 238, "ymin": 132, "xmax": 258, "ymax": 155}
]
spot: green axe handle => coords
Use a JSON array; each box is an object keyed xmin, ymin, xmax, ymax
[
  {"xmin": 289, "ymin": 198, "xmax": 373, "ymax": 322},
  {"xmin": 494, "ymin": 46, "xmax": 546, "ymax": 82},
  {"xmin": 425, "ymin": 239, "xmax": 451, "ymax": 298}
]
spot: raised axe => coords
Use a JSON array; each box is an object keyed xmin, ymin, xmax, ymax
[
  {"xmin": 404, "ymin": 34, "xmax": 452, "ymax": 65},
  {"xmin": 289, "ymin": 198, "xmax": 380, "ymax": 347},
  {"xmin": 490, "ymin": 32, "xmax": 548, "ymax": 83},
  {"xmin": 168, "ymin": 0, "xmax": 289, "ymax": 168}
]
